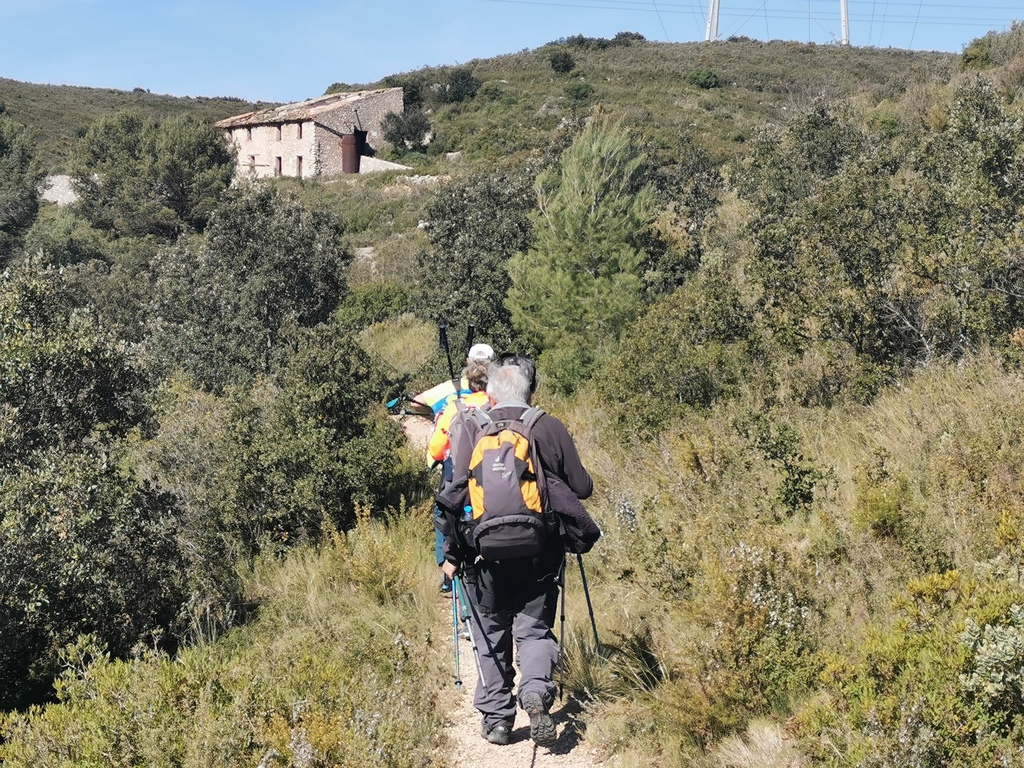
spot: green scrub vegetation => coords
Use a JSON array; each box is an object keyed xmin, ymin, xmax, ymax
[{"xmin": 5, "ymin": 23, "xmax": 1024, "ymax": 766}]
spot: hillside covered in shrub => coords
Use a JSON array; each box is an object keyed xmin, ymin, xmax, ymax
[{"xmin": 3, "ymin": 24, "xmax": 1024, "ymax": 766}]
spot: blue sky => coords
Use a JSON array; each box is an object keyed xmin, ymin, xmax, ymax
[{"xmin": 0, "ymin": 0, "xmax": 1020, "ymax": 104}]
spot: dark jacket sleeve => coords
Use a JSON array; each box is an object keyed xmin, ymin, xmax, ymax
[
  {"xmin": 547, "ymin": 475, "xmax": 601, "ymax": 553},
  {"xmin": 534, "ymin": 416, "xmax": 593, "ymax": 500}
]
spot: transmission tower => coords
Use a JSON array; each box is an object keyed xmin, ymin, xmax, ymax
[{"xmin": 705, "ymin": 0, "xmax": 851, "ymax": 45}]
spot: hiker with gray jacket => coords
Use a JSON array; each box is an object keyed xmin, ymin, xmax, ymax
[{"xmin": 437, "ymin": 359, "xmax": 593, "ymax": 747}]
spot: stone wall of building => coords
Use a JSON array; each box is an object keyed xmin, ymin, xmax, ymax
[
  {"xmin": 315, "ymin": 88, "xmax": 404, "ymax": 176},
  {"xmin": 221, "ymin": 87, "xmax": 404, "ymax": 179},
  {"xmin": 229, "ymin": 121, "xmax": 314, "ymax": 179}
]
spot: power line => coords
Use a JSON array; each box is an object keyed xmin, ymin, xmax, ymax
[
  {"xmin": 651, "ymin": 0, "xmax": 673, "ymax": 40},
  {"xmin": 482, "ymin": 0, "xmax": 1020, "ymax": 43},
  {"xmin": 485, "ymin": 0, "xmax": 1020, "ymax": 14},
  {"xmin": 909, "ymin": 0, "xmax": 926, "ymax": 45}
]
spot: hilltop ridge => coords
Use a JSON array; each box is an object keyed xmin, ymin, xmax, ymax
[{"xmin": 1, "ymin": 37, "xmax": 957, "ymax": 172}]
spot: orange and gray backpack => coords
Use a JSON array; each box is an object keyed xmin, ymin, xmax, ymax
[{"xmin": 457, "ymin": 406, "xmax": 555, "ymax": 561}]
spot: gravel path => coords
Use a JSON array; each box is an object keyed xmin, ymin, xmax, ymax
[{"xmin": 436, "ymin": 620, "xmax": 608, "ymax": 768}]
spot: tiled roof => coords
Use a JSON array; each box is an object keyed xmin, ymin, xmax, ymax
[{"xmin": 214, "ymin": 87, "xmax": 400, "ymax": 129}]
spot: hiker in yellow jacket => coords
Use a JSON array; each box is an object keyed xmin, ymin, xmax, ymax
[
  {"xmin": 411, "ymin": 343, "xmax": 495, "ymax": 419},
  {"xmin": 423, "ymin": 344, "xmax": 494, "ymax": 594}
]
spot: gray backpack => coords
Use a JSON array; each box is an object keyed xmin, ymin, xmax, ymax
[{"xmin": 458, "ymin": 407, "xmax": 555, "ymax": 561}]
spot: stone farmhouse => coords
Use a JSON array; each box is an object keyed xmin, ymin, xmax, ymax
[{"xmin": 215, "ymin": 87, "xmax": 403, "ymax": 179}]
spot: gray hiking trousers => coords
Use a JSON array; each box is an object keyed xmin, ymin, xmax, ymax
[{"xmin": 461, "ymin": 549, "xmax": 563, "ymax": 729}]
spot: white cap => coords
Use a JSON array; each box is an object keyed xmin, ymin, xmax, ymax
[{"xmin": 467, "ymin": 343, "xmax": 495, "ymax": 362}]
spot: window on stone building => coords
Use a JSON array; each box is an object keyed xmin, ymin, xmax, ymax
[
  {"xmin": 297, "ymin": 122, "xmax": 303, "ymax": 139},
  {"xmin": 276, "ymin": 125, "xmax": 282, "ymax": 141},
  {"xmin": 296, "ymin": 156, "xmax": 303, "ymax": 178},
  {"xmin": 248, "ymin": 155, "xmax": 256, "ymax": 173},
  {"xmin": 246, "ymin": 127, "xmax": 252, "ymax": 141},
  {"xmin": 274, "ymin": 157, "xmax": 282, "ymax": 177}
]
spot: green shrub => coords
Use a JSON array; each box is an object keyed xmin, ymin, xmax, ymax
[
  {"xmin": 0, "ymin": 449, "xmax": 191, "ymax": 709},
  {"xmin": 599, "ymin": 271, "xmax": 753, "ymax": 437},
  {"xmin": 688, "ymin": 68, "xmax": 721, "ymax": 89},
  {"xmin": 438, "ymin": 67, "xmax": 481, "ymax": 104},
  {"xmin": 550, "ymin": 50, "xmax": 576, "ymax": 74},
  {"xmin": 564, "ymin": 80, "xmax": 596, "ymax": 106},
  {"xmin": 961, "ymin": 37, "xmax": 994, "ymax": 70},
  {"xmin": 694, "ymin": 540, "xmax": 821, "ymax": 712},
  {"xmin": 382, "ymin": 109, "xmax": 431, "ymax": 153},
  {"xmin": 334, "ymin": 281, "xmax": 411, "ymax": 330},
  {"xmin": 797, "ymin": 571, "xmax": 1024, "ymax": 768},
  {"xmin": 852, "ymin": 449, "xmax": 917, "ymax": 540},
  {"xmin": 0, "ymin": 114, "xmax": 43, "ymax": 260},
  {"xmin": 476, "ymin": 81, "xmax": 505, "ymax": 101},
  {"xmin": 0, "ymin": 510, "xmax": 446, "ymax": 767},
  {"xmin": 419, "ymin": 168, "xmax": 535, "ymax": 351},
  {"xmin": 22, "ymin": 208, "xmax": 109, "ymax": 267},
  {"xmin": 146, "ymin": 183, "xmax": 350, "ymax": 392},
  {"xmin": 735, "ymin": 410, "xmax": 827, "ymax": 519}
]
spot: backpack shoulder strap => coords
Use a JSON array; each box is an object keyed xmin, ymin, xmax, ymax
[
  {"xmin": 519, "ymin": 406, "xmax": 545, "ymax": 431},
  {"xmin": 469, "ymin": 408, "xmax": 493, "ymax": 430}
]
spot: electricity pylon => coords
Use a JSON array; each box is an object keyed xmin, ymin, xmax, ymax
[{"xmin": 705, "ymin": 0, "xmax": 851, "ymax": 45}]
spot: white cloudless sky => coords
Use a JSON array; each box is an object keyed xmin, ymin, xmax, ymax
[{"xmin": 0, "ymin": 0, "xmax": 1020, "ymax": 104}]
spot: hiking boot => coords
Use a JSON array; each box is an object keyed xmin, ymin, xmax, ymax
[
  {"xmin": 520, "ymin": 691, "xmax": 556, "ymax": 747},
  {"xmin": 481, "ymin": 721, "xmax": 511, "ymax": 745}
]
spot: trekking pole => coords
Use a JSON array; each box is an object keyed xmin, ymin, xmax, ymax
[
  {"xmin": 464, "ymin": 324, "xmax": 475, "ymax": 357},
  {"xmin": 577, "ymin": 553, "xmax": 601, "ymax": 654},
  {"xmin": 557, "ymin": 557, "xmax": 567, "ymax": 700},
  {"xmin": 451, "ymin": 581, "xmax": 462, "ymax": 689},
  {"xmin": 453, "ymin": 574, "xmax": 484, "ymax": 681},
  {"xmin": 438, "ymin": 323, "xmax": 459, "ymax": 394}
]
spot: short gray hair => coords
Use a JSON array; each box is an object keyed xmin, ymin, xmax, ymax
[{"xmin": 486, "ymin": 364, "xmax": 532, "ymax": 404}]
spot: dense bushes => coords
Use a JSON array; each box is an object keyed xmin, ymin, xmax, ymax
[
  {"xmin": 382, "ymin": 108, "xmax": 431, "ymax": 154},
  {"xmin": 687, "ymin": 68, "xmax": 721, "ymax": 89},
  {"xmin": 0, "ymin": 510, "xmax": 447, "ymax": 767},
  {"xmin": 146, "ymin": 183, "xmax": 350, "ymax": 391},
  {"xmin": 799, "ymin": 572, "xmax": 1024, "ymax": 767},
  {"xmin": 71, "ymin": 110, "xmax": 234, "ymax": 239},
  {"xmin": 599, "ymin": 271, "xmax": 753, "ymax": 436},
  {"xmin": 381, "ymin": 65, "xmax": 481, "ymax": 111},
  {"xmin": 734, "ymin": 82, "xmax": 1024, "ymax": 402},
  {"xmin": 0, "ymin": 265, "xmax": 188, "ymax": 708},
  {"xmin": 0, "ymin": 115, "xmax": 42, "ymax": 261},
  {"xmin": 0, "ymin": 449, "xmax": 190, "ymax": 710},
  {"xmin": 418, "ymin": 168, "xmax": 536, "ymax": 350}
]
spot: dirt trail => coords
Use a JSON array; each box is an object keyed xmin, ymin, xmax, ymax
[
  {"xmin": 437, "ymin": 615, "xmax": 607, "ymax": 768},
  {"xmin": 398, "ymin": 415, "xmax": 607, "ymax": 768}
]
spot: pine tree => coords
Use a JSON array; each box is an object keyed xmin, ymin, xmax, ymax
[{"xmin": 506, "ymin": 118, "xmax": 657, "ymax": 391}]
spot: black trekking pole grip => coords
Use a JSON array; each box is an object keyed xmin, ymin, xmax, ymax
[{"xmin": 438, "ymin": 322, "xmax": 458, "ymax": 391}]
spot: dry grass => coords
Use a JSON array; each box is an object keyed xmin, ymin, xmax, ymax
[
  {"xmin": 358, "ymin": 312, "xmax": 437, "ymax": 377},
  {"xmin": 706, "ymin": 719, "xmax": 806, "ymax": 768},
  {"xmin": 538, "ymin": 350, "xmax": 1024, "ymax": 763}
]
